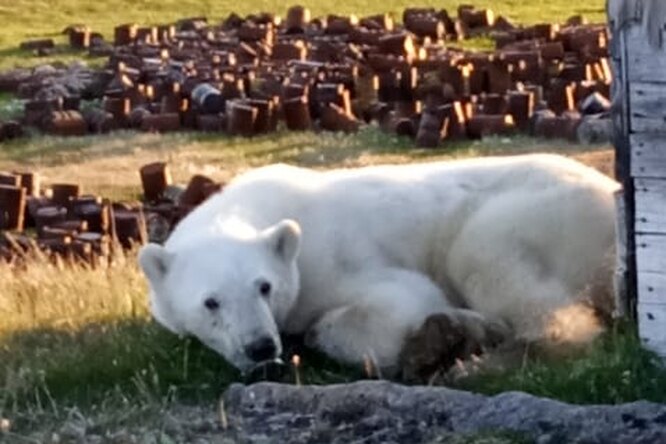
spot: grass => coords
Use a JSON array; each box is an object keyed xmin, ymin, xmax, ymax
[
  {"xmin": 454, "ymin": 323, "xmax": 666, "ymax": 405},
  {"xmin": 0, "ymin": 0, "xmax": 655, "ymax": 439},
  {"xmin": 0, "ymin": 127, "xmax": 658, "ymax": 437},
  {"xmin": 0, "ymin": 247, "xmax": 360, "ymax": 435},
  {"xmin": 0, "ymin": 131, "xmax": 660, "ymax": 438},
  {"xmin": 0, "ymin": 127, "xmax": 616, "ymax": 201},
  {"xmin": 0, "ymin": 0, "xmax": 606, "ymax": 70},
  {"xmin": 2, "ymin": 244, "xmax": 666, "ymax": 439}
]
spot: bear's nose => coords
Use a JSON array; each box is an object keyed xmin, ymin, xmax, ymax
[{"xmin": 244, "ymin": 336, "xmax": 278, "ymax": 362}]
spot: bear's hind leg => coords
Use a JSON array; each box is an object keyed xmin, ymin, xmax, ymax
[
  {"xmin": 398, "ymin": 309, "xmax": 511, "ymax": 382},
  {"xmin": 304, "ymin": 268, "xmax": 509, "ymax": 377}
]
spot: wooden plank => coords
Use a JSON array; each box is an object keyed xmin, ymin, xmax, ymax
[
  {"xmin": 614, "ymin": 29, "xmax": 630, "ymax": 181},
  {"xmin": 628, "ymin": 82, "xmax": 666, "ymax": 133},
  {"xmin": 635, "ymin": 178, "xmax": 666, "ymax": 234},
  {"xmin": 630, "ymin": 133, "xmax": 666, "ymax": 178},
  {"xmin": 614, "ymin": 190, "xmax": 629, "ymax": 317},
  {"xmin": 618, "ymin": 24, "xmax": 639, "ymax": 317},
  {"xmin": 638, "ymin": 303, "xmax": 666, "ymax": 356},
  {"xmin": 638, "ymin": 271, "xmax": 666, "ymax": 304},
  {"xmin": 626, "ymin": 25, "xmax": 666, "ymax": 82},
  {"xmin": 636, "ymin": 234, "xmax": 666, "ymax": 274}
]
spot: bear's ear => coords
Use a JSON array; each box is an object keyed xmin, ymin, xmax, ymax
[
  {"xmin": 138, "ymin": 243, "xmax": 174, "ymax": 285},
  {"xmin": 262, "ymin": 219, "xmax": 302, "ymax": 263}
]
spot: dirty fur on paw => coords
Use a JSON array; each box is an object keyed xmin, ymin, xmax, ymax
[{"xmin": 399, "ymin": 313, "xmax": 484, "ymax": 383}]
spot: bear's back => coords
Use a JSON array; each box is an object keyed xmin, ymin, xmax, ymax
[{"xmin": 166, "ymin": 154, "xmax": 618, "ymax": 248}]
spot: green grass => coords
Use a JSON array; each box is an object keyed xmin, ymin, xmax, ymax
[
  {"xmin": 0, "ymin": 125, "xmax": 633, "ymax": 439},
  {"xmin": 0, "ymin": 0, "xmax": 606, "ymax": 69},
  {"xmin": 0, "ymin": 129, "xmax": 658, "ymax": 437},
  {"xmin": 0, "ymin": 129, "xmax": 658, "ymax": 409},
  {"xmin": 0, "ymin": 0, "xmax": 650, "ymax": 439},
  {"xmin": 454, "ymin": 323, "xmax": 666, "ymax": 405},
  {"xmin": 2, "ymin": 247, "xmax": 665, "ymax": 437}
]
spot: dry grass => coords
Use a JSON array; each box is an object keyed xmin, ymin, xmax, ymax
[
  {"xmin": 0, "ymin": 248, "xmax": 147, "ymax": 335},
  {"xmin": 0, "ymin": 248, "xmax": 238, "ymax": 438},
  {"xmin": 0, "ymin": 128, "xmax": 615, "ymax": 200}
]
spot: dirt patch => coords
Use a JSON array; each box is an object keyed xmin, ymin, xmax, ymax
[{"xmin": 570, "ymin": 149, "xmax": 615, "ymax": 178}]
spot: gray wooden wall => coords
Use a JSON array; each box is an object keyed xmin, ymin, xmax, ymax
[{"xmin": 609, "ymin": 0, "xmax": 666, "ymax": 355}]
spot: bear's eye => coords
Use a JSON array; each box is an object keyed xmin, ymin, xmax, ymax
[
  {"xmin": 204, "ymin": 297, "xmax": 220, "ymax": 311},
  {"xmin": 259, "ymin": 281, "xmax": 272, "ymax": 298}
]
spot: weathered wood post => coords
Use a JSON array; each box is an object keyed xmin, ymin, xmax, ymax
[{"xmin": 608, "ymin": 0, "xmax": 666, "ymax": 356}]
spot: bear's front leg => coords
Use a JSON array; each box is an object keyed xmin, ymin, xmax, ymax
[{"xmin": 303, "ymin": 268, "xmax": 505, "ymax": 376}]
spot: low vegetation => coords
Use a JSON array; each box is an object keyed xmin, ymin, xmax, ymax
[
  {"xmin": 1, "ymin": 128, "xmax": 664, "ymax": 439},
  {"xmin": 0, "ymin": 0, "xmax": 606, "ymax": 70},
  {"xmin": 2, "ymin": 0, "xmax": 662, "ymax": 440},
  {"xmin": 2, "ymin": 240, "xmax": 665, "ymax": 438}
]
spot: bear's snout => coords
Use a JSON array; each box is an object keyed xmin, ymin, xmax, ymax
[{"xmin": 244, "ymin": 336, "xmax": 279, "ymax": 362}]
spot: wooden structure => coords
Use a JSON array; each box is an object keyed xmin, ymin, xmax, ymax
[{"xmin": 608, "ymin": 0, "xmax": 666, "ymax": 356}]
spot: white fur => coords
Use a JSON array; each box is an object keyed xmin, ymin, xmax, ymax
[{"xmin": 138, "ymin": 154, "xmax": 620, "ymax": 371}]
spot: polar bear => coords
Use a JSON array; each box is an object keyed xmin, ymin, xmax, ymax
[{"xmin": 138, "ymin": 153, "xmax": 620, "ymax": 375}]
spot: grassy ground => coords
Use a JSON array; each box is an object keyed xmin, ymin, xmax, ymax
[
  {"xmin": 0, "ymin": 0, "xmax": 606, "ymax": 70},
  {"xmin": 0, "ymin": 129, "xmax": 615, "ymax": 200},
  {"xmin": 1, "ymin": 0, "xmax": 662, "ymax": 440},
  {"xmin": 1, "ymin": 127, "xmax": 666, "ymax": 439}
]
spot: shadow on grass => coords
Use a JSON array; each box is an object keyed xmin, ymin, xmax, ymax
[
  {"xmin": 1, "ymin": 319, "xmax": 235, "ymax": 409},
  {"xmin": 3, "ymin": 317, "xmax": 666, "ymax": 410},
  {"xmin": 0, "ymin": 317, "xmax": 361, "ymax": 415},
  {"xmin": 2, "ymin": 316, "xmax": 666, "ymax": 434}
]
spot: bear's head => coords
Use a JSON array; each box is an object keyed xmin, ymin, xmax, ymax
[{"xmin": 138, "ymin": 219, "xmax": 301, "ymax": 372}]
